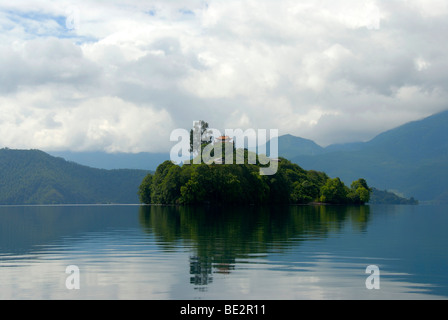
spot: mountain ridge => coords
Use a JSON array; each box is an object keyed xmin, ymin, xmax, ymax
[
  {"xmin": 285, "ymin": 110, "xmax": 448, "ymax": 203},
  {"xmin": 1, "ymin": 110, "xmax": 446, "ymax": 204},
  {"xmin": 0, "ymin": 148, "xmax": 149, "ymax": 205}
]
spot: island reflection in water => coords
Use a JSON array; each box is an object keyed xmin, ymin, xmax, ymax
[
  {"xmin": 1, "ymin": 204, "xmax": 447, "ymax": 299},
  {"xmin": 138, "ymin": 205, "xmax": 371, "ymax": 289}
]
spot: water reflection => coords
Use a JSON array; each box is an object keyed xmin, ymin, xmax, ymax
[
  {"xmin": 139, "ymin": 205, "xmax": 371, "ymax": 289},
  {"xmin": 0, "ymin": 205, "xmax": 141, "ymax": 256},
  {"xmin": 2, "ymin": 204, "xmax": 446, "ymax": 299}
]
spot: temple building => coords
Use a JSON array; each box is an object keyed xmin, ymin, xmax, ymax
[{"xmin": 214, "ymin": 135, "xmax": 233, "ymax": 144}]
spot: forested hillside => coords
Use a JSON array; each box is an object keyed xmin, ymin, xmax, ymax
[{"xmin": 0, "ymin": 148, "xmax": 149, "ymax": 204}]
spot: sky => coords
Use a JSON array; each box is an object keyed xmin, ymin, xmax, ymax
[{"xmin": 1, "ymin": 0, "xmax": 448, "ymax": 153}]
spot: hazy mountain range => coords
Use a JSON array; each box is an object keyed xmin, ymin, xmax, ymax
[
  {"xmin": 50, "ymin": 109, "xmax": 448, "ymax": 203},
  {"xmin": 268, "ymin": 110, "xmax": 448, "ymax": 203},
  {"xmin": 1, "ymin": 110, "xmax": 446, "ymax": 205}
]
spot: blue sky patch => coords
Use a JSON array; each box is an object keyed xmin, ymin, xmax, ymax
[
  {"xmin": 146, "ymin": 9, "xmax": 156, "ymax": 17},
  {"xmin": 2, "ymin": 9, "xmax": 96, "ymax": 43}
]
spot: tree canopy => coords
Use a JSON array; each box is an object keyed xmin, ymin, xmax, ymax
[{"xmin": 139, "ymin": 152, "xmax": 371, "ymax": 206}]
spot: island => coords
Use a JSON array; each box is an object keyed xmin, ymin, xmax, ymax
[{"xmin": 138, "ymin": 148, "xmax": 371, "ymax": 206}]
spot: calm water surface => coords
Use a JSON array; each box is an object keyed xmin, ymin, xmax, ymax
[{"xmin": 0, "ymin": 204, "xmax": 447, "ymax": 300}]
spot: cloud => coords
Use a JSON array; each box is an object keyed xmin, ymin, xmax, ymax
[
  {"xmin": 0, "ymin": 90, "xmax": 173, "ymax": 152},
  {"xmin": 1, "ymin": 0, "xmax": 448, "ymax": 152},
  {"xmin": 0, "ymin": 37, "xmax": 99, "ymax": 93}
]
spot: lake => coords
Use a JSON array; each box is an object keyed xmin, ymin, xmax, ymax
[{"xmin": 0, "ymin": 204, "xmax": 447, "ymax": 300}]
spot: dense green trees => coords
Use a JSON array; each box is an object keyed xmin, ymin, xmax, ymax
[
  {"xmin": 316, "ymin": 177, "xmax": 370, "ymax": 205},
  {"xmin": 349, "ymin": 178, "xmax": 371, "ymax": 204},
  {"xmin": 318, "ymin": 177, "xmax": 371, "ymax": 205},
  {"xmin": 139, "ymin": 154, "xmax": 371, "ymax": 206},
  {"xmin": 138, "ymin": 174, "xmax": 153, "ymax": 205}
]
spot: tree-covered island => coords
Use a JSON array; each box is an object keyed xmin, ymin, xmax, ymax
[
  {"xmin": 139, "ymin": 121, "xmax": 371, "ymax": 206},
  {"xmin": 138, "ymin": 147, "xmax": 371, "ymax": 206}
]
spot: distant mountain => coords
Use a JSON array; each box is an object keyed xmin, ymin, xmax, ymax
[
  {"xmin": 0, "ymin": 149, "xmax": 149, "ymax": 205},
  {"xmin": 370, "ymin": 188, "xmax": 419, "ymax": 205},
  {"xmin": 3, "ymin": 110, "xmax": 446, "ymax": 205},
  {"xmin": 262, "ymin": 134, "xmax": 324, "ymax": 158},
  {"xmin": 47, "ymin": 150, "xmax": 169, "ymax": 171},
  {"xmin": 365, "ymin": 110, "xmax": 448, "ymax": 159},
  {"xmin": 284, "ymin": 110, "xmax": 448, "ymax": 203}
]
